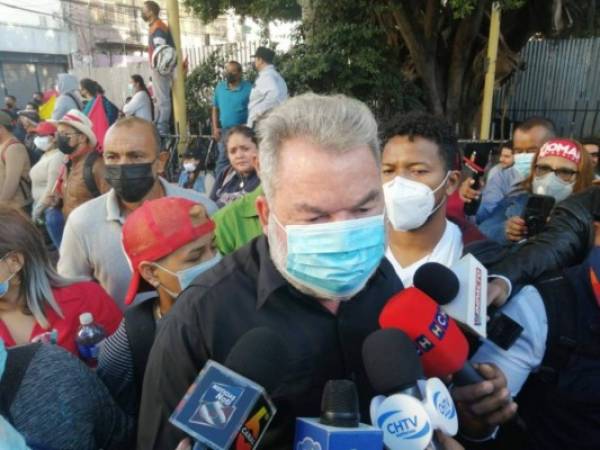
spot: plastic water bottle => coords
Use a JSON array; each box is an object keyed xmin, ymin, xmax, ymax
[{"xmin": 76, "ymin": 312, "xmax": 106, "ymax": 368}]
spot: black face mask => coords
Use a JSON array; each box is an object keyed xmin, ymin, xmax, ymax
[
  {"xmin": 141, "ymin": 12, "xmax": 151, "ymax": 22},
  {"xmin": 105, "ymin": 162, "xmax": 156, "ymax": 203},
  {"xmin": 56, "ymin": 134, "xmax": 77, "ymax": 155}
]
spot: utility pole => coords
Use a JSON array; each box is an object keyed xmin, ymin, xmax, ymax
[
  {"xmin": 480, "ymin": 2, "xmax": 501, "ymax": 140},
  {"xmin": 166, "ymin": 0, "xmax": 188, "ymax": 155}
]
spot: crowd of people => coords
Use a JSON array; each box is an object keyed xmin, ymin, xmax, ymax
[{"xmin": 1, "ymin": 3, "xmax": 600, "ymax": 450}]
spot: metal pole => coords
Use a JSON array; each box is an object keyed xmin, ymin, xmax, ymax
[
  {"xmin": 166, "ymin": 0, "xmax": 188, "ymax": 156},
  {"xmin": 480, "ymin": 2, "xmax": 501, "ymax": 140}
]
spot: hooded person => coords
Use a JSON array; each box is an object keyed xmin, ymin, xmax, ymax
[
  {"xmin": 51, "ymin": 74, "xmax": 82, "ymax": 121},
  {"xmin": 0, "ymin": 337, "xmax": 134, "ymax": 450}
]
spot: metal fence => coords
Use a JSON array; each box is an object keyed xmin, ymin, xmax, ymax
[
  {"xmin": 494, "ymin": 37, "xmax": 600, "ymax": 139},
  {"xmin": 183, "ymin": 41, "xmax": 259, "ymax": 71}
]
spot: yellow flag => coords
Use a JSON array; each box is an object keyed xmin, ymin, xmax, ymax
[{"xmin": 39, "ymin": 95, "xmax": 56, "ymax": 120}]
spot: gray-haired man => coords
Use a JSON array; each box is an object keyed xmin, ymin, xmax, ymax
[{"xmin": 138, "ymin": 93, "xmax": 403, "ymax": 449}]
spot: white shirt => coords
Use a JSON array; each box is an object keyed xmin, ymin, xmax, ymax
[
  {"xmin": 58, "ymin": 178, "xmax": 217, "ymax": 310},
  {"xmin": 386, "ymin": 220, "xmax": 463, "ymax": 286},
  {"xmin": 471, "ymin": 284, "xmax": 547, "ymax": 396},
  {"xmin": 122, "ymin": 90, "xmax": 153, "ymax": 122},
  {"xmin": 247, "ymin": 65, "xmax": 288, "ymax": 127},
  {"xmin": 29, "ymin": 149, "xmax": 63, "ymax": 219}
]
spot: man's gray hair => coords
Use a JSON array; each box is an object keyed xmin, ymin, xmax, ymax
[{"xmin": 256, "ymin": 93, "xmax": 380, "ymax": 199}]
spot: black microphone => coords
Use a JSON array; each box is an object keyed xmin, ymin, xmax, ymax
[
  {"xmin": 363, "ymin": 329, "xmax": 459, "ymax": 449},
  {"xmin": 170, "ymin": 327, "xmax": 289, "ymax": 450},
  {"xmin": 363, "ymin": 328, "xmax": 424, "ymax": 398},
  {"xmin": 413, "ymin": 262, "xmax": 460, "ymax": 306},
  {"xmin": 320, "ymin": 379, "xmax": 360, "ymax": 427},
  {"xmin": 294, "ymin": 379, "xmax": 384, "ymax": 449}
]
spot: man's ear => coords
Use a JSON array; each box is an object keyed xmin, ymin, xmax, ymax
[
  {"xmin": 446, "ymin": 170, "xmax": 461, "ymax": 196},
  {"xmin": 157, "ymin": 150, "xmax": 169, "ymax": 173},
  {"xmin": 139, "ymin": 261, "xmax": 160, "ymax": 288},
  {"xmin": 255, "ymin": 195, "xmax": 270, "ymax": 235}
]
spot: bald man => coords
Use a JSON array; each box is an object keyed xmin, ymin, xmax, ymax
[{"xmin": 58, "ymin": 118, "xmax": 217, "ymax": 309}]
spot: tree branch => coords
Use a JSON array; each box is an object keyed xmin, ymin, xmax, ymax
[
  {"xmin": 445, "ymin": 0, "xmax": 490, "ymax": 124},
  {"xmin": 424, "ymin": 0, "xmax": 440, "ymax": 41}
]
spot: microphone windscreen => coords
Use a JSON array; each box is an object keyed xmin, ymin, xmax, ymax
[
  {"xmin": 224, "ymin": 327, "xmax": 289, "ymax": 394},
  {"xmin": 379, "ymin": 287, "xmax": 469, "ymax": 378},
  {"xmin": 413, "ymin": 262, "xmax": 460, "ymax": 305},
  {"xmin": 362, "ymin": 328, "xmax": 423, "ymax": 395},
  {"xmin": 320, "ymin": 380, "xmax": 360, "ymax": 427}
]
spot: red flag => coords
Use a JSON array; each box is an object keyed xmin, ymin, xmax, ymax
[{"xmin": 87, "ymin": 96, "xmax": 110, "ymax": 151}]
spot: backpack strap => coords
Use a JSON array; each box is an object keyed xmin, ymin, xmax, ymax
[
  {"xmin": 534, "ymin": 274, "xmax": 578, "ymax": 383},
  {"xmin": 124, "ymin": 299, "xmax": 157, "ymax": 402},
  {"xmin": 0, "ymin": 343, "xmax": 41, "ymax": 422},
  {"xmin": 83, "ymin": 151, "xmax": 101, "ymax": 198}
]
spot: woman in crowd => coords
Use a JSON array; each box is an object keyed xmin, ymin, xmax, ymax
[
  {"xmin": 478, "ymin": 138, "xmax": 594, "ymax": 244},
  {"xmin": 210, "ymin": 125, "xmax": 260, "ymax": 208},
  {"xmin": 80, "ymin": 78, "xmax": 119, "ymax": 126},
  {"xmin": 98, "ymin": 197, "xmax": 219, "ymax": 416},
  {"xmin": 0, "ymin": 339, "xmax": 134, "ymax": 450},
  {"xmin": 177, "ymin": 145, "xmax": 215, "ymax": 194},
  {"xmin": 0, "ymin": 111, "xmax": 31, "ymax": 212},
  {"xmin": 0, "ymin": 204, "xmax": 121, "ymax": 355},
  {"xmin": 122, "ymin": 74, "xmax": 153, "ymax": 122},
  {"xmin": 28, "ymin": 122, "xmax": 63, "ymax": 228}
]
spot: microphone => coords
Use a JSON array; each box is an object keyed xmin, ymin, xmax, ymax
[
  {"xmin": 170, "ymin": 327, "xmax": 289, "ymax": 450},
  {"xmin": 413, "ymin": 262, "xmax": 459, "ymax": 306},
  {"xmin": 379, "ymin": 287, "xmax": 484, "ymax": 386},
  {"xmin": 363, "ymin": 329, "xmax": 458, "ymax": 450},
  {"xmin": 413, "ymin": 259, "xmax": 487, "ymax": 338},
  {"xmin": 294, "ymin": 380, "xmax": 383, "ymax": 450}
]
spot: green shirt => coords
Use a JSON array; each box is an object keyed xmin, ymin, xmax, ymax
[{"xmin": 213, "ymin": 185, "xmax": 263, "ymax": 254}]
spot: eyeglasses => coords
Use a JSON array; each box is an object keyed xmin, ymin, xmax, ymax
[{"xmin": 534, "ymin": 164, "xmax": 578, "ymax": 182}]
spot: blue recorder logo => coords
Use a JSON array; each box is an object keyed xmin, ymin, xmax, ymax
[{"xmin": 190, "ymin": 383, "xmax": 244, "ymax": 428}]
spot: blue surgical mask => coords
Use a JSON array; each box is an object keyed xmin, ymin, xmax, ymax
[
  {"xmin": 274, "ymin": 214, "xmax": 386, "ymax": 300},
  {"xmin": 513, "ymin": 152, "xmax": 535, "ymax": 179},
  {"xmin": 156, "ymin": 253, "xmax": 222, "ymax": 297},
  {"xmin": 0, "ymin": 255, "xmax": 16, "ymax": 298}
]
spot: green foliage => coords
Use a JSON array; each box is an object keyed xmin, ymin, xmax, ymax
[
  {"xmin": 185, "ymin": 52, "xmax": 224, "ymax": 134},
  {"xmin": 448, "ymin": 0, "xmax": 526, "ymax": 19},
  {"xmin": 183, "ymin": 0, "xmax": 301, "ymax": 23},
  {"xmin": 278, "ymin": 10, "xmax": 423, "ymax": 122}
]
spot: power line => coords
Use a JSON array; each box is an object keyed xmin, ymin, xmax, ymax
[{"xmin": 0, "ymin": 1, "xmax": 59, "ymax": 17}]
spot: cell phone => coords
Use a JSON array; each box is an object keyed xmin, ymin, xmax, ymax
[{"xmin": 521, "ymin": 194, "xmax": 556, "ymax": 237}]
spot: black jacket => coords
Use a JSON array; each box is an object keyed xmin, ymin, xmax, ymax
[{"xmin": 491, "ymin": 186, "xmax": 600, "ymax": 286}]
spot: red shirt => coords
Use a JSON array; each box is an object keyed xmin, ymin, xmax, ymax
[{"xmin": 0, "ymin": 281, "xmax": 122, "ymax": 355}]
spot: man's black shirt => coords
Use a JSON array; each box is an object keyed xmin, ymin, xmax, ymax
[{"xmin": 137, "ymin": 236, "xmax": 403, "ymax": 449}]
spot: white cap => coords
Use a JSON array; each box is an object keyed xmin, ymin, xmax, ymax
[{"xmin": 79, "ymin": 312, "xmax": 93, "ymax": 326}]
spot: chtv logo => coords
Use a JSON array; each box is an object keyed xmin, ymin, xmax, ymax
[
  {"xmin": 377, "ymin": 410, "xmax": 431, "ymax": 440},
  {"xmin": 433, "ymin": 391, "xmax": 456, "ymax": 420}
]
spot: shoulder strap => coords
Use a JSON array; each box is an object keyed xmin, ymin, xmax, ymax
[
  {"xmin": 0, "ymin": 343, "xmax": 41, "ymax": 422},
  {"xmin": 124, "ymin": 300, "xmax": 157, "ymax": 401},
  {"xmin": 534, "ymin": 274, "xmax": 578, "ymax": 383},
  {"xmin": 83, "ymin": 151, "xmax": 101, "ymax": 198},
  {"xmin": 65, "ymin": 92, "xmax": 82, "ymax": 110}
]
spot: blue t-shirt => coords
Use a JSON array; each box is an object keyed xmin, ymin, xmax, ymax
[{"xmin": 213, "ymin": 80, "xmax": 252, "ymax": 129}]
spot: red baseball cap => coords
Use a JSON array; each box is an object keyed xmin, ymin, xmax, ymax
[
  {"xmin": 33, "ymin": 121, "xmax": 57, "ymax": 136},
  {"xmin": 122, "ymin": 197, "xmax": 215, "ymax": 305}
]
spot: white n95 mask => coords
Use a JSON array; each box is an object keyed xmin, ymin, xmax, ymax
[{"xmin": 383, "ymin": 174, "xmax": 449, "ymax": 232}]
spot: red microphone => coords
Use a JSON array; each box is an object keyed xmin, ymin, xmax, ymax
[{"xmin": 379, "ymin": 287, "xmax": 475, "ymax": 382}]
